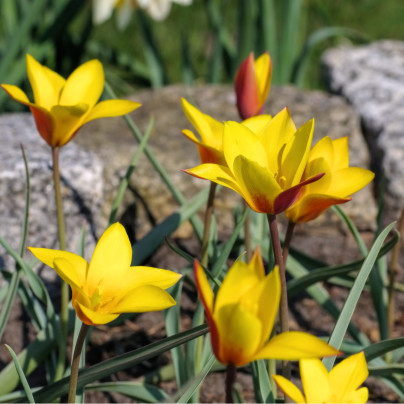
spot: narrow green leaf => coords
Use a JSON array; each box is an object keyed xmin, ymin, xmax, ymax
[
  {"xmin": 323, "ymin": 222, "xmax": 395, "ymax": 371},
  {"xmin": 287, "ymin": 230, "xmax": 398, "ymax": 297},
  {"xmin": 104, "ymin": 82, "xmax": 204, "ymax": 241},
  {"xmin": 363, "ymin": 337, "xmax": 404, "ymax": 362},
  {"xmin": 165, "ymin": 280, "xmax": 188, "ymax": 387},
  {"xmin": 251, "ymin": 360, "xmax": 274, "ymax": 403},
  {"xmin": 109, "ymin": 117, "xmax": 154, "ymax": 225},
  {"xmin": 33, "ymin": 325, "xmax": 208, "ymax": 403},
  {"xmin": 172, "ymin": 354, "xmax": 216, "ymax": 403},
  {"xmin": 132, "ymin": 186, "xmax": 210, "ymax": 265},
  {"xmin": 368, "ymin": 365, "xmax": 404, "ymax": 377},
  {"xmin": 4, "ymin": 345, "xmax": 35, "ymax": 404},
  {"xmin": 86, "ymin": 381, "xmax": 171, "ymax": 403}
]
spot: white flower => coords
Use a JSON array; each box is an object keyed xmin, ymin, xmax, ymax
[{"xmin": 92, "ymin": 0, "xmax": 193, "ymax": 29}]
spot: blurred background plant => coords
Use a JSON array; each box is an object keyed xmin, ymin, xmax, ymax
[{"xmin": 2, "ymin": 0, "xmax": 403, "ymax": 113}]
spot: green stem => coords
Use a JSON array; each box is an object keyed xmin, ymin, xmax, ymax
[
  {"xmin": 225, "ymin": 363, "xmax": 237, "ymax": 403},
  {"xmin": 267, "ymin": 214, "xmax": 290, "ymax": 380},
  {"xmin": 68, "ymin": 323, "xmax": 89, "ymax": 403},
  {"xmin": 201, "ymin": 182, "xmax": 217, "ymax": 268},
  {"xmin": 387, "ymin": 206, "xmax": 404, "ymax": 344},
  {"xmin": 52, "ymin": 147, "xmax": 68, "ymax": 381},
  {"xmin": 282, "ymin": 221, "xmax": 296, "ymax": 267}
]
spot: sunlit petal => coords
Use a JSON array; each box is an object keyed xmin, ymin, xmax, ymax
[
  {"xmin": 332, "ymin": 137, "xmax": 349, "ymax": 170},
  {"xmin": 329, "ymin": 167, "xmax": 375, "ymax": 197},
  {"xmin": 84, "ymin": 99, "xmax": 141, "ymax": 122},
  {"xmin": 26, "ymin": 54, "xmax": 65, "ymax": 109},
  {"xmin": 254, "ymin": 51, "xmax": 271, "ymax": 104},
  {"xmin": 86, "ymin": 222, "xmax": 132, "ymax": 293},
  {"xmin": 254, "ymin": 331, "xmax": 339, "ymax": 360},
  {"xmin": 112, "ymin": 285, "xmax": 176, "ymax": 313},
  {"xmin": 77, "ymin": 302, "xmax": 119, "ymax": 325},
  {"xmin": 214, "ymin": 303, "xmax": 262, "ymax": 366},
  {"xmin": 300, "ymin": 358, "xmax": 331, "ymax": 403},
  {"xmin": 124, "ymin": 266, "xmax": 182, "ymax": 290},
  {"xmin": 28, "ymin": 247, "xmax": 88, "ymax": 287},
  {"xmin": 273, "ymin": 375, "xmax": 306, "ymax": 403},
  {"xmin": 1, "ymin": 84, "xmax": 30, "ymax": 105},
  {"xmin": 60, "ymin": 59, "xmax": 104, "ymax": 108}
]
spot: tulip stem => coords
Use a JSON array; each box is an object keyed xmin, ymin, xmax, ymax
[
  {"xmin": 52, "ymin": 147, "xmax": 69, "ymax": 381},
  {"xmin": 282, "ymin": 221, "xmax": 296, "ymax": 267},
  {"xmin": 225, "ymin": 363, "xmax": 237, "ymax": 403},
  {"xmin": 267, "ymin": 214, "xmax": 291, "ymax": 380},
  {"xmin": 201, "ymin": 182, "xmax": 217, "ymax": 268},
  {"xmin": 68, "ymin": 323, "xmax": 89, "ymax": 403}
]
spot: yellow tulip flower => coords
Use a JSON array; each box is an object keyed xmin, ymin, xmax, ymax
[
  {"xmin": 28, "ymin": 223, "xmax": 181, "ymax": 325},
  {"xmin": 2, "ymin": 54, "xmax": 140, "ymax": 147},
  {"xmin": 185, "ymin": 108, "xmax": 323, "ymax": 215},
  {"xmin": 285, "ymin": 136, "xmax": 375, "ymax": 223},
  {"xmin": 182, "ymin": 98, "xmax": 273, "ymax": 165},
  {"xmin": 194, "ymin": 248, "xmax": 339, "ymax": 367},
  {"xmin": 273, "ymin": 352, "xmax": 369, "ymax": 403},
  {"xmin": 234, "ymin": 51, "xmax": 272, "ymax": 119}
]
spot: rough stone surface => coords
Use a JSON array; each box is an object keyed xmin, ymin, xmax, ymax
[
  {"xmin": 322, "ymin": 40, "xmax": 404, "ymax": 222},
  {"xmin": 0, "ymin": 113, "xmax": 103, "ymax": 285}
]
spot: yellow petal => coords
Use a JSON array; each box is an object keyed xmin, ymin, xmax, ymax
[
  {"xmin": 331, "ymin": 137, "xmax": 349, "ymax": 170},
  {"xmin": 254, "ymin": 52, "xmax": 271, "ymax": 103},
  {"xmin": 285, "ymin": 193, "xmax": 350, "ymax": 223},
  {"xmin": 182, "ymin": 98, "xmax": 223, "ymax": 151},
  {"xmin": 50, "ymin": 104, "xmax": 89, "ymax": 146},
  {"xmin": 242, "ymin": 114, "xmax": 272, "ymax": 135},
  {"xmin": 124, "ymin": 266, "xmax": 182, "ymax": 290},
  {"xmin": 84, "ymin": 99, "xmax": 141, "ymax": 122},
  {"xmin": 28, "ymin": 247, "xmax": 88, "ymax": 287},
  {"xmin": 329, "ymin": 352, "xmax": 369, "ymax": 402},
  {"xmin": 329, "ymin": 167, "xmax": 374, "ymax": 197},
  {"xmin": 260, "ymin": 108, "xmax": 296, "ymax": 173},
  {"xmin": 194, "ymin": 261, "xmax": 214, "ymax": 314},
  {"xmin": 223, "ymin": 121, "xmax": 269, "ymax": 174},
  {"xmin": 185, "ymin": 164, "xmax": 243, "ymax": 195},
  {"xmin": 1, "ymin": 84, "xmax": 30, "ymax": 105},
  {"xmin": 231, "ymin": 154, "xmax": 280, "ymax": 213},
  {"xmin": 251, "ymin": 266, "xmax": 280, "ymax": 345},
  {"xmin": 77, "ymin": 301, "xmax": 119, "ymax": 325},
  {"xmin": 112, "ymin": 285, "xmax": 176, "ymax": 313},
  {"xmin": 214, "ymin": 302, "xmax": 262, "ymax": 366},
  {"xmin": 273, "ymin": 375, "xmax": 306, "ymax": 403},
  {"xmin": 280, "ymin": 118, "xmax": 314, "ymax": 188},
  {"xmin": 59, "ymin": 59, "xmax": 104, "ymax": 108},
  {"xmin": 26, "ymin": 54, "xmax": 66, "ymax": 109},
  {"xmin": 308, "ymin": 136, "xmax": 334, "ymax": 168},
  {"xmin": 254, "ymin": 331, "xmax": 339, "ymax": 360},
  {"xmin": 300, "ymin": 358, "xmax": 331, "ymax": 403},
  {"xmin": 214, "ymin": 260, "xmax": 261, "ymax": 312},
  {"xmin": 302, "ymin": 157, "xmax": 332, "ymax": 194},
  {"xmin": 345, "ymin": 387, "xmax": 368, "ymax": 403},
  {"xmin": 86, "ymin": 223, "xmax": 132, "ymax": 294},
  {"xmin": 53, "ymin": 258, "xmax": 85, "ymax": 291}
]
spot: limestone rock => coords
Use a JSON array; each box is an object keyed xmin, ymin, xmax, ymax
[
  {"xmin": 322, "ymin": 40, "xmax": 404, "ymax": 222},
  {"xmin": 0, "ymin": 113, "xmax": 103, "ymax": 284}
]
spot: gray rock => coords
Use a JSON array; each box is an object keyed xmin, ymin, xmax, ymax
[
  {"xmin": 322, "ymin": 40, "xmax": 404, "ymax": 222},
  {"xmin": 0, "ymin": 113, "xmax": 103, "ymax": 284}
]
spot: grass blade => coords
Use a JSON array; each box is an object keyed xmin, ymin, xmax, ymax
[
  {"xmin": 323, "ymin": 222, "xmax": 395, "ymax": 371},
  {"xmin": 4, "ymin": 345, "xmax": 34, "ymax": 404},
  {"xmin": 32, "ymin": 324, "xmax": 208, "ymax": 403}
]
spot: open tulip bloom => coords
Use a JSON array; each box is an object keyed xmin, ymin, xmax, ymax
[
  {"xmin": 285, "ymin": 136, "xmax": 375, "ymax": 223},
  {"xmin": 273, "ymin": 352, "xmax": 369, "ymax": 403},
  {"xmin": 234, "ymin": 51, "xmax": 272, "ymax": 119},
  {"xmin": 2, "ymin": 54, "xmax": 140, "ymax": 147},
  {"xmin": 184, "ymin": 108, "xmax": 324, "ymax": 215},
  {"xmin": 28, "ymin": 223, "xmax": 182, "ymax": 325},
  {"xmin": 194, "ymin": 249, "xmax": 339, "ymax": 367}
]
